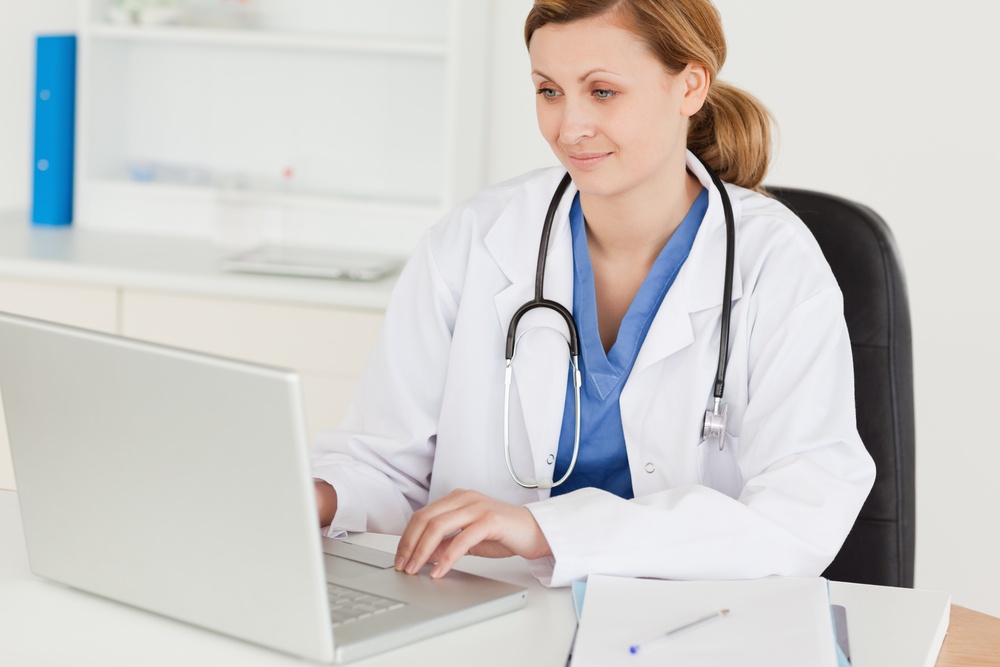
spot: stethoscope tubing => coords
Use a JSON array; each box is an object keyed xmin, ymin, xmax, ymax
[
  {"xmin": 503, "ymin": 172, "xmax": 578, "ymax": 490},
  {"xmin": 699, "ymin": 159, "xmax": 735, "ymax": 402}
]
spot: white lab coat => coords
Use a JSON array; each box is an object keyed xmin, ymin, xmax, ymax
[{"xmin": 312, "ymin": 152, "xmax": 876, "ymax": 587}]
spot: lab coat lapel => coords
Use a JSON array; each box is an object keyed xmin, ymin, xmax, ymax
[
  {"xmin": 632, "ymin": 157, "xmax": 744, "ymax": 375},
  {"xmin": 486, "ymin": 169, "xmax": 576, "ymax": 487}
]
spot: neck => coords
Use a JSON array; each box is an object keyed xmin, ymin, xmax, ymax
[{"xmin": 580, "ymin": 169, "xmax": 702, "ymax": 264}]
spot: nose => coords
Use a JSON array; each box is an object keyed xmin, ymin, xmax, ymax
[{"xmin": 557, "ymin": 97, "xmax": 596, "ymax": 146}]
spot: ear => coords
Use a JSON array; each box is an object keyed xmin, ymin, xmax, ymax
[{"xmin": 679, "ymin": 63, "xmax": 710, "ymax": 117}]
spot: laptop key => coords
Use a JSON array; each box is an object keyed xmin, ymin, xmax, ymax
[{"xmin": 327, "ymin": 583, "xmax": 407, "ymax": 628}]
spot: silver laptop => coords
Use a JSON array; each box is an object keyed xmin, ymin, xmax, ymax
[{"xmin": 0, "ymin": 312, "xmax": 526, "ymax": 664}]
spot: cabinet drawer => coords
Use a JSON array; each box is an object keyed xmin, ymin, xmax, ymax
[{"xmin": 121, "ymin": 290, "xmax": 384, "ymax": 376}]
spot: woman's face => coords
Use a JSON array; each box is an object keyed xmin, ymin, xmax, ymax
[{"xmin": 528, "ymin": 14, "xmax": 706, "ymax": 202}]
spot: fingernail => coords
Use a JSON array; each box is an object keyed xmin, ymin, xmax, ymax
[
  {"xmin": 430, "ymin": 566, "xmax": 442, "ymax": 579},
  {"xmin": 394, "ymin": 556, "xmax": 404, "ymax": 570},
  {"xmin": 405, "ymin": 560, "xmax": 417, "ymax": 574}
]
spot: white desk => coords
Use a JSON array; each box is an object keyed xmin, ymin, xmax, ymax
[{"xmin": 0, "ymin": 491, "xmax": 949, "ymax": 666}]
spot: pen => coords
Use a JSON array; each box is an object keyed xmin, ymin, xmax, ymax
[{"xmin": 628, "ymin": 608, "xmax": 730, "ymax": 655}]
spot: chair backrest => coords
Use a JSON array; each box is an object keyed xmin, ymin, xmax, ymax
[{"xmin": 767, "ymin": 186, "xmax": 915, "ymax": 588}]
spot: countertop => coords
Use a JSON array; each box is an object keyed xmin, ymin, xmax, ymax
[{"xmin": 0, "ymin": 211, "xmax": 399, "ymax": 311}]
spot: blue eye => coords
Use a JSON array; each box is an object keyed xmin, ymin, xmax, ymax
[
  {"xmin": 537, "ymin": 87, "xmax": 561, "ymax": 99},
  {"xmin": 593, "ymin": 89, "xmax": 617, "ymax": 100}
]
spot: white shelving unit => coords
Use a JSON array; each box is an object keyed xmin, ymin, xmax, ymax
[{"xmin": 74, "ymin": 0, "xmax": 493, "ymax": 256}]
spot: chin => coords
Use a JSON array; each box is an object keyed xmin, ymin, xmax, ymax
[{"xmin": 565, "ymin": 171, "xmax": 630, "ymax": 200}]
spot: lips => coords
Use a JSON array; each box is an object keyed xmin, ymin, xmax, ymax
[{"xmin": 565, "ymin": 151, "xmax": 612, "ymax": 169}]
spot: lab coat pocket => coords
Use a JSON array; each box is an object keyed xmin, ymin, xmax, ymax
[{"xmin": 697, "ymin": 433, "xmax": 743, "ymax": 499}]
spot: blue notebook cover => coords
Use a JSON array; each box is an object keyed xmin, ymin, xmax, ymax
[{"xmin": 32, "ymin": 35, "xmax": 77, "ymax": 226}]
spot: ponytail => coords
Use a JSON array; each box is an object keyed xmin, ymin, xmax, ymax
[
  {"xmin": 689, "ymin": 80, "xmax": 774, "ymax": 192},
  {"xmin": 526, "ymin": 0, "xmax": 774, "ymax": 191}
]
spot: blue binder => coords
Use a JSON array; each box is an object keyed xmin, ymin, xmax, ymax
[{"xmin": 32, "ymin": 35, "xmax": 77, "ymax": 226}]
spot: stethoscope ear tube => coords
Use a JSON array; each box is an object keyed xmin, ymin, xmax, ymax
[{"xmin": 534, "ymin": 173, "xmax": 574, "ymax": 302}]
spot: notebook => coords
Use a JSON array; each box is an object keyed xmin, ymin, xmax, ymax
[
  {"xmin": 570, "ymin": 575, "xmax": 839, "ymax": 667},
  {"xmin": 0, "ymin": 312, "xmax": 526, "ymax": 664}
]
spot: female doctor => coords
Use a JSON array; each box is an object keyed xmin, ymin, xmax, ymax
[{"xmin": 312, "ymin": 0, "xmax": 876, "ymax": 588}]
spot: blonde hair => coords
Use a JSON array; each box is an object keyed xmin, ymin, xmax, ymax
[{"xmin": 525, "ymin": 0, "xmax": 774, "ymax": 191}]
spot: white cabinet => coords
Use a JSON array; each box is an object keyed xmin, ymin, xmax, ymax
[{"xmin": 74, "ymin": 0, "xmax": 492, "ymax": 255}]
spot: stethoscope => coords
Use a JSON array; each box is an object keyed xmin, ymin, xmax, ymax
[{"xmin": 503, "ymin": 155, "xmax": 736, "ymax": 490}]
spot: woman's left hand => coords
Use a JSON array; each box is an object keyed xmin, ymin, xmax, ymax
[{"xmin": 394, "ymin": 489, "xmax": 552, "ymax": 579}]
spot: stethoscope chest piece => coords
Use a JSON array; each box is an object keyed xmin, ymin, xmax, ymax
[{"xmin": 703, "ymin": 398, "xmax": 728, "ymax": 450}]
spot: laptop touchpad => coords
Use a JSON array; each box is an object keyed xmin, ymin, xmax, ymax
[
  {"xmin": 324, "ymin": 552, "xmax": 385, "ymax": 578},
  {"xmin": 322, "ymin": 539, "xmax": 397, "ymax": 577}
]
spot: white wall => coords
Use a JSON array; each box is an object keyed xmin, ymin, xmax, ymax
[
  {"xmin": 3, "ymin": 1, "xmax": 999, "ymax": 617},
  {"xmin": 486, "ymin": 1, "xmax": 555, "ymax": 182}
]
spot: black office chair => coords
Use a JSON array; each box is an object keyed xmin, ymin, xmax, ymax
[{"xmin": 767, "ymin": 187, "xmax": 915, "ymax": 588}]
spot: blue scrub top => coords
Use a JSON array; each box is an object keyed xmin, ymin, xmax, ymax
[{"xmin": 550, "ymin": 189, "xmax": 708, "ymax": 499}]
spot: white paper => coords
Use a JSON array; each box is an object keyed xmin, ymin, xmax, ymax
[{"xmin": 571, "ymin": 575, "xmax": 838, "ymax": 667}]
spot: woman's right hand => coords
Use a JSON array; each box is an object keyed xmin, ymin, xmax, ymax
[{"xmin": 314, "ymin": 479, "xmax": 338, "ymax": 528}]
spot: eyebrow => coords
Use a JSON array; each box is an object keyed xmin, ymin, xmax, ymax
[{"xmin": 531, "ymin": 68, "xmax": 621, "ymax": 83}]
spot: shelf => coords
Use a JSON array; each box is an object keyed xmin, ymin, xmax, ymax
[
  {"xmin": 84, "ymin": 23, "xmax": 450, "ymax": 57},
  {"xmin": 87, "ymin": 179, "xmax": 445, "ymax": 218},
  {"xmin": 74, "ymin": 0, "xmax": 492, "ymax": 255}
]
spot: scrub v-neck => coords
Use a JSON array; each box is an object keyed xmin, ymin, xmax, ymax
[{"xmin": 550, "ymin": 188, "xmax": 708, "ymax": 498}]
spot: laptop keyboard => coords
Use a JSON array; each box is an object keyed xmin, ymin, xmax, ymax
[{"xmin": 327, "ymin": 583, "xmax": 407, "ymax": 627}]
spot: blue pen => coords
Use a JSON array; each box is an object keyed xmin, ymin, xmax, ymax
[{"xmin": 628, "ymin": 609, "xmax": 730, "ymax": 655}]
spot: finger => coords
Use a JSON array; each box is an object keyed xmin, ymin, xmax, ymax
[
  {"xmin": 425, "ymin": 535, "xmax": 456, "ymax": 565},
  {"xmin": 395, "ymin": 490, "xmax": 478, "ymax": 570},
  {"xmin": 402, "ymin": 503, "xmax": 484, "ymax": 574},
  {"xmin": 394, "ymin": 503, "xmax": 449, "ymax": 570},
  {"xmin": 428, "ymin": 520, "xmax": 496, "ymax": 579}
]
